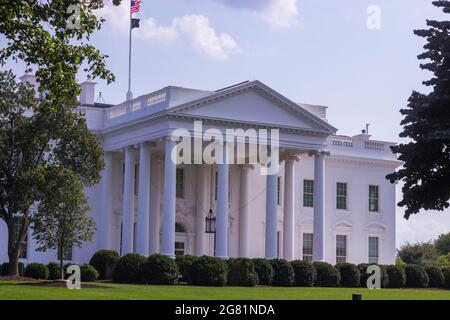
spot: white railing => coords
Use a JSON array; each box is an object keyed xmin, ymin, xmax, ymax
[
  {"xmin": 108, "ymin": 103, "xmax": 126, "ymax": 119},
  {"xmin": 332, "ymin": 136, "xmax": 353, "ymax": 147},
  {"xmin": 365, "ymin": 141, "xmax": 385, "ymax": 151},
  {"xmin": 147, "ymin": 91, "xmax": 166, "ymax": 107},
  {"xmin": 107, "ymin": 90, "xmax": 168, "ymax": 120},
  {"xmin": 331, "ymin": 135, "xmax": 391, "ymax": 153}
]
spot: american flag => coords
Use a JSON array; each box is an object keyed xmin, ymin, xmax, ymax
[{"xmin": 130, "ymin": 0, "xmax": 141, "ymax": 14}]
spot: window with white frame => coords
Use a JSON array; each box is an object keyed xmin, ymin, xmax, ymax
[
  {"xmin": 368, "ymin": 236, "xmax": 379, "ymax": 264},
  {"xmin": 336, "ymin": 235, "xmax": 347, "ymax": 264},
  {"xmin": 336, "ymin": 182, "xmax": 347, "ymax": 210},
  {"xmin": 303, "ymin": 180, "xmax": 314, "ymax": 207},
  {"xmin": 302, "ymin": 233, "xmax": 313, "ymax": 263},
  {"xmin": 176, "ymin": 168, "xmax": 184, "ymax": 198},
  {"xmin": 13, "ymin": 216, "xmax": 28, "ymax": 259},
  {"xmin": 277, "ymin": 176, "xmax": 281, "ymax": 205},
  {"xmin": 175, "ymin": 242, "xmax": 185, "ymax": 256},
  {"xmin": 369, "ymin": 185, "xmax": 379, "ymax": 212}
]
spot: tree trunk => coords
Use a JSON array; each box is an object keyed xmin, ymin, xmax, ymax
[
  {"xmin": 59, "ymin": 242, "xmax": 64, "ymax": 280},
  {"xmin": 6, "ymin": 218, "xmax": 19, "ymax": 276},
  {"xmin": 7, "ymin": 252, "xmax": 19, "ymax": 276}
]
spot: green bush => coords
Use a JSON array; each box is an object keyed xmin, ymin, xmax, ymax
[
  {"xmin": 1, "ymin": 262, "xmax": 25, "ymax": 276},
  {"xmin": 24, "ymin": 263, "xmax": 49, "ymax": 280},
  {"xmin": 80, "ymin": 264, "xmax": 99, "ymax": 282},
  {"xmin": 270, "ymin": 259, "xmax": 294, "ymax": 287},
  {"xmin": 142, "ymin": 254, "xmax": 178, "ymax": 285},
  {"xmin": 443, "ymin": 268, "xmax": 450, "ymax": 289},
  {"xmin": 336, "ymin": 263, "xmax": 360, "ymax": 287},
  {"xmin": 227, "ymin": 258, "xmax": 258, "ymax": 287},
  {"xmin": 404, "ymin": 264, "xmax": 429, "ymax": 288},
  {"xmin": 357, "ymin": 264, "xmax": 388, "ymax": 288},
  {"xmin": 89, "ymin": 250, "xmax": 120, "ymax": 280},
  {"xmin": 425, "ymin": 265, "xmax": 444, "ymax": 288},
  {"xmin": 47, "ymin": 262, "xmax": 62, "ymax": 280},
  {"xmin": 190, "ymin": 256, "xmax": 228, "ymax": 286},
  {"xmin": 312, "ymin": 262, "xmax": 340, "ymax": 287},
  {"xmin": 252, "ymin": 258, "xmax": 273, "ymax": 286},
  {"xmin": 386, "ymin": 265, "xmax": 406, "ymax": 288},
  {"xmin": 112, "ymin": 253, "xmax": 146, "ymax": 284},
  {"xmin": 290, "ymin": 260, "xmax": 316, "ymax": 287},
  {"xmin": 176, "ymin": 255, "xmax": 198, "ymax": 284}
]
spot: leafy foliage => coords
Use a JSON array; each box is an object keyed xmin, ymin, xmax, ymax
[
  {"xmin": 80, "ymin": 264, "xmax": 99, "ymax": 282},
  {"xmin": 397, "ymin": 241, "xmax": 438, "ymax": 265},
  {"xmin": 386, "ymin": 1, "xmax": 450, "ymax": 218},
  {"xmin": 312, "ymin": 262, "xmax": 340, "ymax": 287},
  {"xmin": 175, "ymin": 255, "xmax": 198, "ymax": 284},
  {"xmin": 270, "ymin": 259, "xmax": 294, "ymax": 287},
  {"xmin": 190, "ymin": 256, "xmax": 228, "ymax": 286},
  {"xmin": 386, "ymin": 265, "xmax": 406, "ymax": 288},
  {"xmin": 47, "ymin": 262, "xmax": 62, "ymax": 280},
  {"xmin": 112, "ymin": 253, "xmax": 146, "ymax": 284},
  {"xmin": 89, "ymin": 250, "xmax": 120, "ymax": 280},
  {"xmin": 435, "ymin": 232, "xmax": 450, "ymax": 255},
  {"xmin": 404, "ymin": 264, "xmax": 429, "ymax": 288},
  {"xmin": 336, "ymin": 263, "xmax": 360, "ymax": 287},
  {"xmin": 24, "ymin": 263, "xmax": 49, "ymax": 280},
  {"xmin": 290, "ymin": 260, "xmax": 316, "ymax": 287},
  {"xmin": 358, "ymin": 264, "xmax": 389, "ymax": 288},
  {"xmin": 227, "ymin": 258, "xmax": 258, "ymax": 287},
  {"xmin": 425, "ymin": 265, "xmax": 444, "ymax": 287},
  {"xmin": 141, "ymin": 254, "xmax": 178, "ymax": 285},
  {"xmin": 252, "ymin": 258, "xmax": 273, "ymax": 286}
]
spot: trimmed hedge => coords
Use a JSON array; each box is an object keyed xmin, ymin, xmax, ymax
[
  {"xmin": 24, "ymin": 263, "xmax": 49, "ymax": 280},
  {"xmin": 425, "ymin": 265, "xmax": 444, "ymax": 288},
  {"xmin": 1, "ymin": 262, "xmax": 25, "ymax": 276},
  {"xmin": 112, "ymin": 253, "xmax": 146, "ymax": 284},
  {"xmin": 336, "ymin": 263, "xmax": 360, "ymax": 287},
  {"xmin": 175, "ymin": 255, "xmax": 197, "ymax": 284},
  {"xmin": 404, "ymin": 264, "xmax": 429, "ymax": 288},
  {"xmin": 89, "ymin": 250, "xmax": 120, "ymax": 280},
  {"xmin": 227, "ymin": 258, "xmax": 258, "ymax": 287},
  {"xmin": 142, "ymin": 254, "xmax": 178, "ymax": 285},
  {"xmin": 313, "ymin": 262, "xmax": 340, "ymax": 287},
  {"xmin": 252, "ymin": 258, "xmax": 273, "ymax": 286},
  {"xmin": 444, "ymin": 268, "xmax": 450, "ymax": 289},
  {"xmin": 47, "ymin": 262, "xmax": 62, "ymax": 280},
  {"xmin": 80, "ymin": 264, "xmax": 99, "ymax": 282},
  {"xmin": 290, "ymin": 260, "xmax": 316, "ymax": 287},
  {"xmin": 386, "ymin": 265, "xmax": 406, "ymax": 288},
  {"xmin": 190, "ymin": 256, "xmax": 228, "ymax": 286},
  {"xmin": 358, "ymin": 264, "xmax": 388, "ymax": 288},
  {"xmin": 270, "ymin": 259, "xmax": 294, "ymax": 287}
]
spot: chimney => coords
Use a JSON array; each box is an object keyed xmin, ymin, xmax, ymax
[
  {"xmin": 19, "ymin": 68, "xmax": 39, "ymax": 96},
  {"xmin": 79, "ymin": 76, "xmax": 97, "ymax": 105}
]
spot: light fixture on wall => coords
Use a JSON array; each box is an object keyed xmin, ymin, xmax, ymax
[{"xmin": 205, "ymin": 209, "xmax": 216, "ymax": 234}]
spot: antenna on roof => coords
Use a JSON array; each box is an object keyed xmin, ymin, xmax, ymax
[
  {"xmin": 96, "ymin": 91, "xmax": 105, "ymax": 104},
  {"xmin": 366, "ymin": 123, "xmax": 370, "ymax": 134}
]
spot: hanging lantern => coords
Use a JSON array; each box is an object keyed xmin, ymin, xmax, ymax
[{"xmin": 205, "ymin": 209, "xmax": 216, "ymax": 234}]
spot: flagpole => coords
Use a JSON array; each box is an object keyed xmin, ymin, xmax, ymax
[{"xmin": 126, "ymin": 11, "xmax": 133, "ymax": 101}]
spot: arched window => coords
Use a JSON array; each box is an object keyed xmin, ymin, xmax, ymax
[{"xmin": 175, "ymin": 222, "xmax": 186, "ymax": 233}]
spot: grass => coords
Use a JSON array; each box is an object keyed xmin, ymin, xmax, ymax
[{"xmin": 0, "ymin": 281, "xmax": 450, "ymax": 300}]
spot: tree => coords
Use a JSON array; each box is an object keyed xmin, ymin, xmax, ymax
[
  {"xmin": 386, "ymin": 1, "xmax": 450, "ymax": 218},
  {"xmin": 435, "ymin": 232, "xmax": 450, "ymax": 255},
  {"xmin": 32, "ymin": 169, "xmax": 96, "ymax": 280},
  {"xmin": 0, "ymin": 1, "xmax": 121, "ymax": 275},
  {"xmin": 0, "ymin": 70, "xmax": 103, "ymax": 275},
  {"xmin": 397, "ymin": 241, "xmax": 438, "ymax": 265}
]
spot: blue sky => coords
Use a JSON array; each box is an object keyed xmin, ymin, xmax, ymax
[{"xmin": 4, "ymin": 0, "xmax": 450, "ymax": 247}]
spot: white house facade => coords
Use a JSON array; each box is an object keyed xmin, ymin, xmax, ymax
[{"xmin": 0, "ymin": 72, "xmax": 401, "ymax": 266}]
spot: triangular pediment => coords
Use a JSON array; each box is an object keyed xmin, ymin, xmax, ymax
[
  {"xmin": 333, "ymin": 220, "xmax": 353, "ymax": 230},
  {"xmin": 170, "ymin": 81, "xmax": 336, "ymax": 134}
]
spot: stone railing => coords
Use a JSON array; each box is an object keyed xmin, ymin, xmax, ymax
[
  {"xmin": 330, "ymin": 135, "xmax": 394, "ymax": 153},
  {"xmin": 107, "ymin": 90, "xmax": 168, "ymax": 120}
]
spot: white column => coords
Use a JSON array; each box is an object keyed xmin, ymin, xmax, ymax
[
  {"xmin": 161, "ymin": 138, "xmax": 177, "ymax": 257},
  {"xmin": 283, "ymin": 156, "xmax": 296, "ymax": 260},
  {"xmin": 195, "ymin": 165, "xmax": 208, "ymax": 256},
  {"xmin": 122, "ymin": 146, "xmax": 137, "ymax": 255},
  {"xmin": 239, "ymin": 165, "xmax": 252, "ymax": 257},
  {"xmin": 313, "ymin": 151, "xmax": 326, "ymax": 262},
  {"xmin": 149, "ymin": 154, "xmax": 162, "ymax": 255},
  {"xmin": 136, "ymin": 143, "xmax": 151, "ymax": 256},
  {"xmin": 100, "ymin": 151, "xmax": 113, "ymax": 249},
  {"xmin": 265, "ymin": 173, "xmax": 278, "ymax": 259},
  {"xmin": 215, "ymin": 143, "xmax": 229, "ymax": 259}
]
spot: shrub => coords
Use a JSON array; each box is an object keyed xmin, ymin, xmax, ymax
[
  {"xmin": 336, "ymin": 263, "xmax": 360, "ymax": 287},
  {"xmin": 24, "ymin": 263, "xmax": 49, "ymax": 280},
  {"xmin": 386, "ymin": 265, "xmax": 406, "ymax": 288},
  {"xmin": 47, "ymin": 262, "xmax": 62, "ymax": 280},
  {"xmin": 425, "ymin": 265, "xmax": 444, "ymax": 288},
  {"xmin": 175, "ymin": 255, "xmax": 197, "ymax": 284},
  {"xmin": 142, "ymin": 254, "xmax": 178, "ymax": 285},
  {"xmin": 112, "ymin": 253, "xmax": 146, "ymax": 284},
  {"xmin": 404, "ymin": 264, "xmax": 429, "ymax": 288},
  {"xmin": 80, "ymin": 264, "xmax": 99, "ymax": 282},
  {"xmin": 190, "ymin": 256, "xmax": 228, "ymax": 286},
  {"xmin": 270, "ymin": 259, "xmax": 294, "ymax": 287},
  {"xmin": 227, "ymin": 258, "xmax": 258, "ymax": 287},
  {"xmin": 1, "ymin": 262, "xmax": 25, "ymax": 276},
  {"xmin": 290, "ymin": 260, "xmax": 316, "ymax": 287},
  {"xmin": 358, "ymin": 264, "xmax": 388, "ymax": 288},
  {"xmin": 312, "ymin": 262, "xmax": 340, "ymax": 287},
  {"xmin": 443, "ymin": 268, "xmax": 450, "ymax": 289},
  {"xmin": 89, "ymin": 250, "xmax": 120, "ymax": 280},
  {"xmin": 252, "ymin": 258, "xmax": 273, "ymax": 286}
]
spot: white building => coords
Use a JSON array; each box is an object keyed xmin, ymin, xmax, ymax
[{"xmin": 0, "ymin": 73, "xmax": 401, "ymax": 266}]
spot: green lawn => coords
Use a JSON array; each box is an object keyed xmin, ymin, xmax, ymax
[{"xmin": 1, "ymin": 281, "xmax": 449, "ymax": 300}]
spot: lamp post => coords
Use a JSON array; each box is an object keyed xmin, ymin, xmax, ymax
[{"xmin": 205, "ymin": 209, "xmax": 216, "ymax": 256}]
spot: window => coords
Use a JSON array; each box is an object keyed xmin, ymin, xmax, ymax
[
  {"xmin": 176, "ymin": 168, "xmax": 184, "ymax": 198},
  {"xmin": 175, "ymin": 242, "xmax": 185, "ymax": 256},
  {"xmin": 302, "ymin": 233, "xmax": 313, "ymax": 263},
  {"xmin": 175, "ymin": 222, "xmax": 186, "ymax": 233},
  {"xmin": 277, "ymin": 177, "xmax": 281, "ymax": 205},
  {"xmin": 369, "ymin": 237, "xmax": 379, "ymax": 264},
  {"xmin": 336, "ymin": 182, "xmax": 347, "ymax": 210},
  {"xmin": 369, "ymin": 185, "xmax": 379, "ymax": 212},
  {"xmin": 303, "ymin": 180, "xmax": 314, "ymax": 207},
  {"xmin": 57, "ymin": 243, "xmax": 73, "ymax": 261},
  {"xmin": 336, "ymin": 235, "xmax": 347, "ymax": 264},
  {"xmin": 13, "ymin": 217, "xmax": 28, "ymax": 259}
]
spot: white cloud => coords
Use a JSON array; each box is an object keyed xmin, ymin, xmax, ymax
[{"xmin": 97, "ymin": 3, "xmax": 241, "ymax": 60}]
